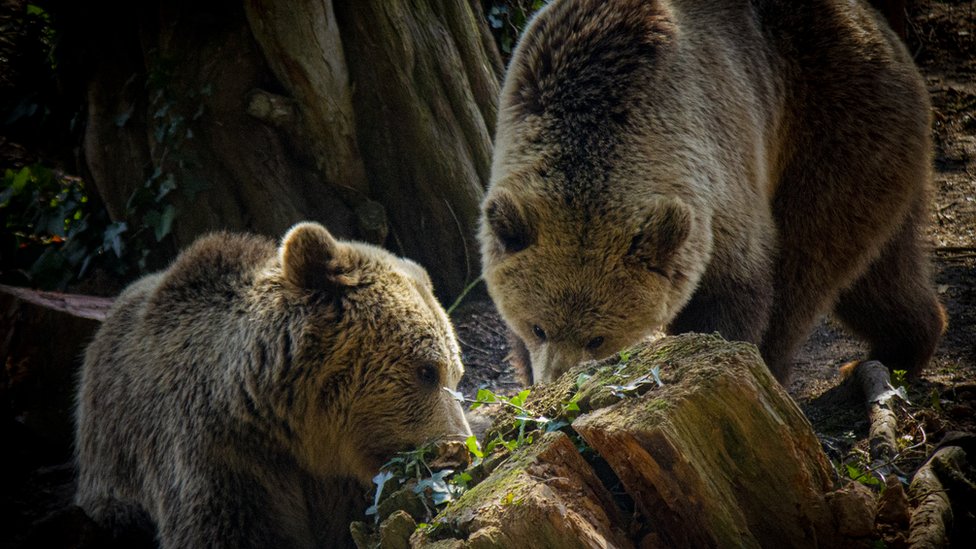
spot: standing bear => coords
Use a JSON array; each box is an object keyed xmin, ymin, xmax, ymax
[
  {"xmin": 75, "ymin": 222, "xmax": 471, "ymax": 548},
  {"xmin": 480, "ymin": 0, "xmax": 946, "ymax": 384}
]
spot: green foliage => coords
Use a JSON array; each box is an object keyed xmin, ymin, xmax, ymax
[
  {"xmin": 458, "ymin": 387, "xmax": 556, "ymax": 455},
  {"xmin": 1, "ymin": 165, "xmax": 114, "ymax": 288},
  {"xmin": 0, "ymin": 160, "xmax": 185, "ymax": 289},
  {"xmin": 842, "ymin": 461, "xmax": 882, "ymax": 488},
  {"xmin": 370, "ymin": 380, "xmax": 612, "ymax": 537},
  {"xmin": 0, "ymin": 41, "xmax": 217, "ymax": 290},
  {"xmin": 891, "ymin": 369, "xmax": 908, "ymax": 389},
  {"xmin": 365, "ymin": 441, "xmax": 468, "ymax": 526},
  {"xmin": 484, "ymin": 1, "xmax": 549, "ymax": 57}
]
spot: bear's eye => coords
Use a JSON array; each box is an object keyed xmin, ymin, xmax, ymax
[
  {"xmin": 416, "ymin": 363, "xmax": 440, "ymax": 388},
  {"xmin": 532, "ymin": 324, "xmax": 547, "ymax": 342},
  {"xmin": 586, "ymin": 336, "xmax": 605, "ymax": 351}
]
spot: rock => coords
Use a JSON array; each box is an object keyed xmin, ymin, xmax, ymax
[
  {"xmin": 826, "ymin": 481, "xmax": 877, "ymax": 538},
  {"xmin": 876, "ymin": 475, "xmax": 911, "ymax": 530},
  {"xmin": 379, "ymin": 510, "xmax": 417, "ymax": 549}
]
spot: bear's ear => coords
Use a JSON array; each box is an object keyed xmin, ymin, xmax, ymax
[
  {"xmin": 626, "ymin": 196, "xmax": 691, "ymax": 273},
  {"xmin": 484, "ymin": 192, "xmax": 536, "ymax": 254},
  {"xmin": 280, "ymin": 222, "xmax": 357, "ymax": 292}
]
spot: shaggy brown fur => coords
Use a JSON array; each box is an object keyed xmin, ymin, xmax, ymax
[
  {"xmin": 75, "ymin": 222, "xmax": 471, "ymax": 548},
  {"xmin": 480, "ymin": 0, "xmax": 945, "ymax": 384}
]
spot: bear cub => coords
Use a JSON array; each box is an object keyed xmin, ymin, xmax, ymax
[
  {"xmin": 75, "ymin": 222, "xmax": 471, "ymax": 548},
  {"xmin": 481, "ymin": 0, "xmax": 946, "ymax": 385}
]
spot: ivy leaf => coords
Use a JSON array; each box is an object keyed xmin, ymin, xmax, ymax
[
  {"xmin": 514, "ymin": 414, "xmax": 550, "ymax": 425},
  {"xmin": 156, "ymin": 174, "xmax": 177, "ymax": 201},
  {"xmin": 545, "ymin": 419, "xmax": 569, "ymax": 432},
  {"xmin": 574, "ymin": 372, "xmax": 591, "ymax": 389},
  {"xmin": 465, "ymin": 435, "xmax": 483, "ymax": 459},
  {"xmin": 114, "ymin": 106, "xmax": 134, "ymax": 128},
  {"xmin": 102, "ymin": 221, "xmax": 128, "ymax": 258},
  {"xmin": 11, "ymin": 167, "xmax": 30, "ymax": 194},
  {"xmin": 508, "ymin": 389, "xmax": 531, "ymax": 408},
  {"xmin": 154, "ymin": 204, "xmax": 176, "ymax": 242},
  {"xmin": 366, "ymin": 470, "xmax": 396, "ymax": 521},
  {"xmin": 471, "ymin": 388, "xmax": 498, "ymax": 409},
  {"xmin": 414, "ymin": 469, "xmax": 455, "ymax": 506}
]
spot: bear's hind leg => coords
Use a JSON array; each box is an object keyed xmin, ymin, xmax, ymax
[
  {"xmin": 669, "ymin": 269, "xmax": 773, "ymax": 346},
  {"xmin": 833, "ymin": 205, "xmax": 946, "ymax": 377}
]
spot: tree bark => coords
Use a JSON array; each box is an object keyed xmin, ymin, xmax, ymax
[
  {"xmin": 333, "ymin": 0, "xmax": 499, "ymax": 295},
  {"xmin": 55, "ymin": 0, "xmax": 500, "ymax": 298}
]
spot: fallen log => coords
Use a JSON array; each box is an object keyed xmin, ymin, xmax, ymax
[
  {"xmin": 852, "ymin": 360, "xmax": 904, "ymax": 475},
  {"xmin": 0, "ymin": 284, "xmax": 114, "ymax": 321},
  {"xmin": 0, "ymin": 286, "xmax": 111, "ymax": 458}
]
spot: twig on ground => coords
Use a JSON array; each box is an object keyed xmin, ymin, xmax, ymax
[{"xmin": 854, "ymin": 360, "xmax": 903, "ymax": 474}]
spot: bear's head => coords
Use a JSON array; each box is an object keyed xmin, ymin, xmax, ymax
[
  {"xmin": 272, "ymin": 222, "xmax": 471, "ymax": 483},
  {"xmin": 480, "ymin": 189, "xmax": 696, "ymax": 384}
]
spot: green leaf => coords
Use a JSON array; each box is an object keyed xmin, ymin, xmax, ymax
[
  {"xmin": 464, "ymin": 435, "xmax": 483, "ymax": 459},
  {"xmin": 508, "ymin": 389, "xmax": 531, "ymax": 408},
  {"xmin": 514, "ymin": 414, "xmax": 550, "ymax": 425},
  {"xmin": 12, "ymin": 167, "xmax": 30, "ymax": 194},
  {"xmin": 471, "ymin": 388, "xmax": 498, "ymax": 409},
  {"xmin": 154, "ymin": 204, "xmax": 176, "ymax": 242},
  {"xmin": 650, "ymin": 365, "xmax": 664, "ymax": 387},
  {"xmin": 115, "ymin": 106, "xmax": 134, "ymax": 128},
  {"xmin": 574, "ymin": 372, "xmax": 591, "ymax": 389},
  {"xmin": 102, "ymin": 221, "xmax": 128, "ymax": 258},
  {"xmin": 156, "ymin": 174, "xmax": 177, "ymax": 201},
  {"xmin": 545, "ymin": 419, "xmax": 569, "ymax": 432}
]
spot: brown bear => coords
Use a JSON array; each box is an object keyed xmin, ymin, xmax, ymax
[
  {"xmin": 480, "ymin": 0, "xmax": 946, "ymax": 385},
  {"xmin": 74, "ymin": 222, "xmax": 471, "ymax": 548}
]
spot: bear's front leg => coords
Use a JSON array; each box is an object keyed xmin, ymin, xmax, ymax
[{"xmin": 158, "ymin": 469, "xmax": 312, "ymax": 549}]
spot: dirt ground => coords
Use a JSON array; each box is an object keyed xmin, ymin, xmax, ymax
[{"xmin": 2, "ymin": 1, "xmax": 974, "ymax": 547}]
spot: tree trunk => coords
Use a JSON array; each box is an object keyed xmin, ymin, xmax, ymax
[
  {"xmin": 54, "ymin": 0, "xmax": 500, "ymax": 299},
  {"xmin": 333, "ymin": 0, "xmax": 500, "ymax": 295}
]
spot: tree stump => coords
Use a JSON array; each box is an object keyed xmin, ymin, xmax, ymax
[
  {"xmin": 571, "ymin": 336, "xmax": 843, "ymax": 548},
  {"xmin": 409, "ymin": 334, "xmax": 875, "ymax": 548}
]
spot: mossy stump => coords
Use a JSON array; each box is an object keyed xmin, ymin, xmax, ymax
[
  {"xmin": 404, "ymin": 334, "xmax": 873, "ymax": 548},
  {"xmin": 573, "ymin": 334, "xmax": 841, "ymax": 548}
]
